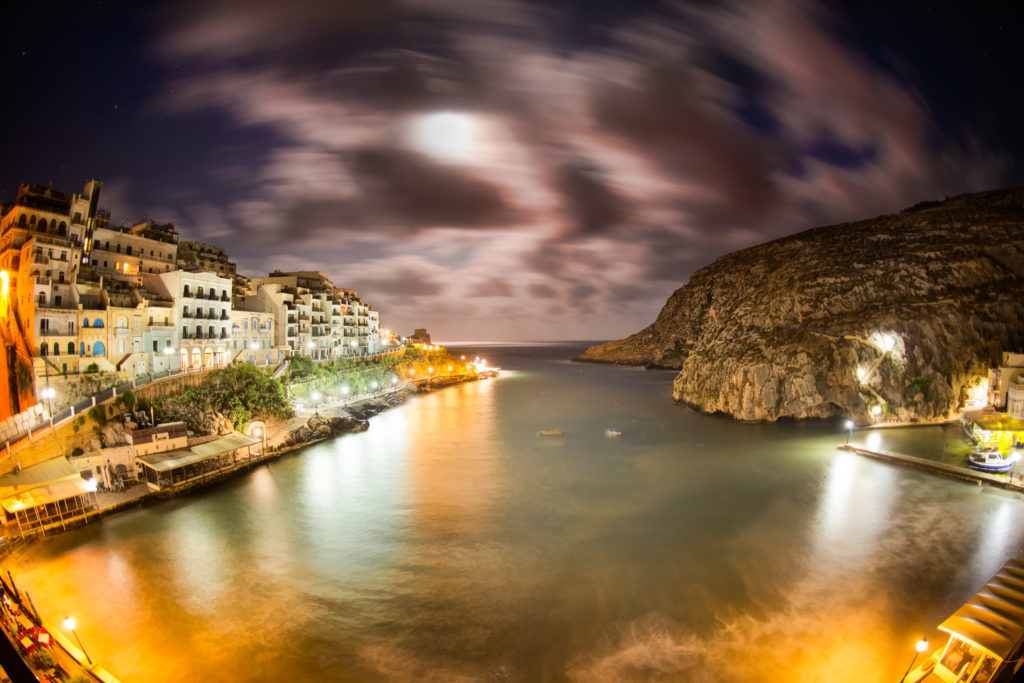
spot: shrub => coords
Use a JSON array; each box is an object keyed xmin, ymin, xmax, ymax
[
  {"xmin": 87, "ymin": 405, "xmax": 107, "ymax": 428},
  {"xmin": 84, "ymin": 363, "xmax": 99, "ymax": 374}
]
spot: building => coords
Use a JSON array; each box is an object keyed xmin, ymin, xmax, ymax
[
  {"xmin": 144, "ymin": 270, "xmax": 232, "ymax": 372},
  {"xmin": 229, "ymin": 307, "xmax": 281, "ymax": 366},
  {"xmin": 128, "ymin": 421, "xmax": 188, "ymax": 457},
  {"xmin": 137, "ymin": 434, "xmax": 260, "ymax": 491},
  {"xmin": 177, "ymin": 241, "xmax": 237, "ymax": 280},
  {"xmin": 88, "ymin": 220, "xmax": 178, "ymax": 284},
  {"xmin": 990, "ymin": 353, "xmax": 1024, "ymax": 411},
  {"xmin": 0, "ymin": 457, "xmax": 98, "ymax": 537}
]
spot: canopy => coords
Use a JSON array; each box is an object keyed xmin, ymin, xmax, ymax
[
  {"xmin": 137, "ymin": 434, "xmax": 258, "ymax": 472},
  {"xmin": 939, "ymin": 558, "xmax": 1024, "ymax": 660},
  {"xmin": 0, "ymin": 478, "xmax": 92, "ymax": 513}
]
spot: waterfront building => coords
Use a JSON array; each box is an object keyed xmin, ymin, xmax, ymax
[
  {"xmin": 88, "ymin": 221, "xmax": 178, "ymax": 284},
  {"xmin": 68, "ymin": 444, "xmax": 137, "ymax": 489},
  {"xmin": 137, "ymin": 433, "xmax": 260, "ymax": 491},
  {"xmin": 127, "ymin": 421, "xmax": 188, "ymax": 457},
  {"xmin": 990, "ymin": 352, "xmax": 1024, "ymax": 411},
  {"xmin": 144, "ymin": 270, "xmax": 232, "ymax": 372},
  {"xmin": 0, "ymin": 457, "xmax": 98, "ymax": 537},
  {"xmin": 177, "ymin": 241, "xmax": 237, "ymax": 280}
]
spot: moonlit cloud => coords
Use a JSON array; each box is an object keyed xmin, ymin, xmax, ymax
[{"xmin": 145, "ymin": 0, "xmax": 1007, "ymax": 340}]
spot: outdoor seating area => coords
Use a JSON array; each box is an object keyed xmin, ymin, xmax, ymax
[{"xmin": 137, "ymin": 433, "xmax": 261, "ymax": 491}]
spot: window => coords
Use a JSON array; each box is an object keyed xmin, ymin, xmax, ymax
[
  {"xmin": 134, "ymin": 318, "xmax": 140, "ymax": 330},
  {"xmin": 37, "ymin": 292, "xmax": 45, "ymax": 305},
  {"xmin": 67, "ymin": 321, "xmax": 74, "ymax": 334},
  {"xmin": 67, "ymin": 342, "xmax": 74, "ymax": 355},
  {"xmin": 93, "ymin": 318, "xmax": 103, "ymax": 328},
  {"xmin": 52, "ymin": 343, "xmax": 58, "ymax": 356},
  {"xmin": 58, "ymin": 272, "xmax": 64, "ymax": 283},
  {"xmin": 40, "ymin": 343, "xmax": 47, "ymax": 356},
  {"xmin": 54, "ymin": 295, "xmax": 61, "ymax": 306},
  {"xmin": 153, "ymin": 340, "xmax": 159, "ymax": 352},
  {"xmin": 39, "ymin": 318, "xmax": 49, "ymax": 332},
  {"xmin": 83, "ymin": 319, "xmax": 90, "ymax": 328}
]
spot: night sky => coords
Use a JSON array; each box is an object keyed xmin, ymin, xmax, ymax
[{"xmin": 2, "ymin": 1, "xmax": 1021, "ymax": 341}]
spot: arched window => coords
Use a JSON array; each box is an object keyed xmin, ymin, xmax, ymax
[
  {"xmin": 243, "ymin": 320, "xmax": 248, "ymax": 329},
  {"xmin": 37, "ymin": 292, "xmax": 45, "ymax": 305},
  {"xmin": 52, "ymin": 342, "xmax": 58, "ymax": 355},
  {"xmin": 40, "ymin": 343, "xmax": 47, "ymax": 356},
  {"xmin": 80, "ymin": 342, "xmax": 85, "ymax": 356},
  {"xmin": 29, "ymin": 215, "xmax": 36, "ymax": 226},
  {"xmin": 58, "ymin": 222, "xmax": 66, "ymax": 235},
  {"xmin": 126, "ymin": 245, "xmax": 132, "ymax": 255},
  {"xmin": 67, "ymin": 342, "xmax": 74, "ymax": 355},
  {"xmin": 92, "ymin": 341, "xmax": 105, "ymax": 357},
  {"xmin": 93, "ymin": 318, "xmax": 104, "ymax": 328},
  {"xmin": 17, "ymin": 214, "xmax": 26, "ymax": 227},
  {"xmin": 83, "ymin": 319, "xmax": 89, "ymax": 328}
]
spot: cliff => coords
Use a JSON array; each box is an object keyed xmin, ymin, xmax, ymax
[{"xmin": 577, "ymin": 187, "xmax": 1024, "ymax": 423}]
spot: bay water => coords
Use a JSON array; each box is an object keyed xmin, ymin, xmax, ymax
[{"xmin": 10, "ymin": 343, "xmax": 1024, "ymax": 682}]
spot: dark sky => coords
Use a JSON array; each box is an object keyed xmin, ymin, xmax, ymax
[{"xmin": 1, "ymin": 0, "xmax": 1021, "ymax": 340}]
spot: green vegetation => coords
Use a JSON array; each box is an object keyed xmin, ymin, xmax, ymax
[{"xmin": 155, "ymin": 362, "xmax": 293, "ymax": 433}]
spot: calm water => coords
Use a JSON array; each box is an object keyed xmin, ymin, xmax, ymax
[{"xmin": 10, "ymin": 343, "xmax": 1024, "ymax": 682}]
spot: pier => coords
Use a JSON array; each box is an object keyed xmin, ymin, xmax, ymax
[{"xmin": 838, "ymin": 444, "xmax": 1024, "ymax": 493}]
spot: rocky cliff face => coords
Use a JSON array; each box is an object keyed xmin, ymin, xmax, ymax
[{"xmin": 577, "ymin": 188, "xmax": 1024, "ymax": 423}]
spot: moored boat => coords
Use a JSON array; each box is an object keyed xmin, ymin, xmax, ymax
[
  {"xmin": 538, "ymin": 429, "xmax": 562, "ymax": 437},
  {"xmin": 966, "ymin": 447, "xmax": 1014, "ymax": 474},
  {"xmin": 604, "ymin": 428, "xmax": 622, "ymax": 437}
]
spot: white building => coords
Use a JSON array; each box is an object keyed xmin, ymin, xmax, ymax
[
  {"xmin": 145, "ymin": 270, "xmax": 232, "ymax": 372},
  {"xmin": 230, "ymin": 308, "xmax": 282, "ymax": 366}
]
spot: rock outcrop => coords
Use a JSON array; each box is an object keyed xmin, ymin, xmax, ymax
[{"xmin": 577, "ymin": 187, "xmax": 1024, "ymax": 423}]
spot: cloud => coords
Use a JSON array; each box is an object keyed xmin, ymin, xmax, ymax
[
  {"xmin": 136, "ymin": 0, "xmax": 1012, "ymax": 340},
  {"xmin": 470, "ymin": 278, "xmax": 514, "ymax": 297}
]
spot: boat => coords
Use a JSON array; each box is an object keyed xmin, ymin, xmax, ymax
[
  {"xmin": 537, "ymin": 429, "xmax": 562, "ymax": 437},
  {"xmin": 966, "ymin": 447, "xmax": 1014, "ymax": 474},
  {"xmin": 903, "ymin": 556, "xmax": 1024, "ymax": 682},
  {"xmin": 604, "ymin": 428, "xmax": 622, "ymax": 437}
]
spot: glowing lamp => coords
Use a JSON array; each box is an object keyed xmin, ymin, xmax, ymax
[{"xmin": 916, "ymin": 639, "xmax": 928, "ymax": 653}]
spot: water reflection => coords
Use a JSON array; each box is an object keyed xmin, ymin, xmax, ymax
[{"xmin": 7, "ymin": 345, "xmax": 1024, "ymax": 683}]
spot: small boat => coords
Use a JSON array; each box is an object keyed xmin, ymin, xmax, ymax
[
  {"xmin": 966, "ymin": 447, "xmax": 1014, "ymax": 474},
  {"xmin": 604, "ymin": 428, "xmax": 622, "ymax": 437},
  {"xmin": 538, "ymin": 429, "xmax": 562, "ymax": 437}
]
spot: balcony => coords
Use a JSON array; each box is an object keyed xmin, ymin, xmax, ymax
[
  {"xmin": 220, "ymin": 294, "xmax": 229, "ymax": 302},
  {"xmin": 220, "ymin": 312, "xmax": 228, "ymax": 320},
  {"xmin": 220, "ymin": 331, "xmax": 228, "ymax": 339}
]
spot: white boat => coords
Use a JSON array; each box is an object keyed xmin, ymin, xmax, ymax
[
  {"xmin": 605, "ymin": 428, "xmax": 622, "ymax": 437},
  {"xmin": 966, "ymin": 447, "xmax": 1014, "ymax": 474},
  {"xmin": 537, "ymin": 429, "xmax": 562, "ymax": 437}
]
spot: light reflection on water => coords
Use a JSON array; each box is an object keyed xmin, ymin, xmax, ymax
[{"xmin": 9, "ymin": 343, "xmax": 1024, "ymax": 682}]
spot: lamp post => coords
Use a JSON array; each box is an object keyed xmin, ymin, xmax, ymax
[
  {"xmin": 900, "ymin": 638, "xmax": 928, "ymax": 682},
  {"xmin": 63, "ymin": 616, "xmax": 92, "ymax": 665},
  {"xmin": 310, "ymin": 390, "xmax": 321, "ymax": 417},
  {"xmin": 253, "ymin": 425, "xmax": 266, "ymax": 453},
  {"xmin": 845, "ymin": 420, "xmax": 855, "ymax": 445},
  {"xmin": 41, "ymin": 386, "xmax": 55, "ymax": 418}
]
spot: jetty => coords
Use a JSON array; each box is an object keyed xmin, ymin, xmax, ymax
[{"xmin": 837, "ymin": 444, "xmax": 1024, "ymax": 493}]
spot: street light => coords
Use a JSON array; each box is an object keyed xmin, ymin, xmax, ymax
[
  {"xmin": 253, "ymin": 425, "xmax": 266, "ymax": 452},
  {"xmin": 900, "ymin": 638, "xmax": 928, "ymax": 682},
  {"xmin": 63, "ymin": 616, "xmax": 92, "ymax": 665},
  {"xmin": 310, "ymin": 390, "xmax": 321, "ymax": 417},
  {"xmin": 845, "ymin": 419, "xmax": 855, "ymax": 444},
  {"xmin": 40, "ymin": 386, "xmax": 55, "ymax": 416}
]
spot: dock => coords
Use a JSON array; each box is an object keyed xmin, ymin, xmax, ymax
[{"xmin": 838, "ymin": 444, "xmax": 1024, "ymax": 493}]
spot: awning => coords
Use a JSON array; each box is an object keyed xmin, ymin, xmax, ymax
[
  {"xmin": 939, "ymin": 558, "xmax": 1024, "ymax": 660},
  {"xmin": 0, "ymin": 478, "xmax": 93, "ymax": 513},
  {"xmin": 137, "ymin": 434, "xmax": 259, "ymax": 473}
]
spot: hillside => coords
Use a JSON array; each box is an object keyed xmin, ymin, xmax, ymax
[{"xmin": 576, "ymin": 188, "xmax": 1024, "ymax": 423}]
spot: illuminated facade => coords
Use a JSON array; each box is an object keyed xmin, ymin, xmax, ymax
[
  {"xmin": 89, "ymin": 221, "xmax": 178, "ymax": 284},
  {"xmin": 145, "ymin": 270, "xmax": 232, "ymax": 372}
]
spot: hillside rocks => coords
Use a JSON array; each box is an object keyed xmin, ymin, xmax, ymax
[{"xmin": 577, "ymin": 187, "xmax": 1024, "ymax": 423}]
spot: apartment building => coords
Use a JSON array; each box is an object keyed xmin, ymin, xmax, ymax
[
  {"xmin": 145, "ymin": 270, "xmax": 232, "ymax": 372},
  {"xmin": 89, "ymin": 220, "xmax": 178, "ymax": 284}
]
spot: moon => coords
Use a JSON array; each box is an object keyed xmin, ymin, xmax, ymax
[{"xmin": 407, "ymin": 111, "xmax": 475, "ymax": 162}]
